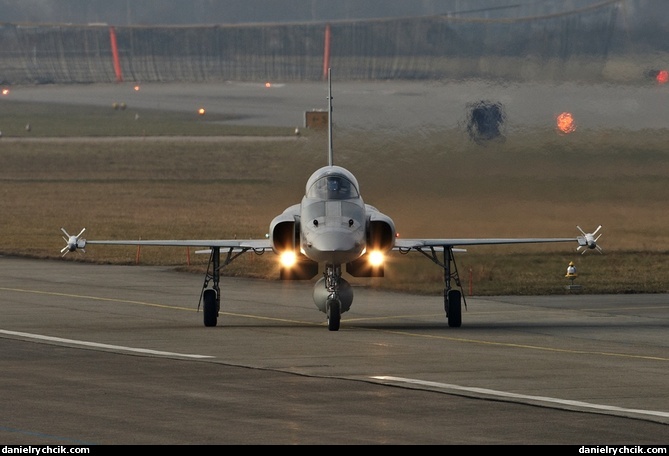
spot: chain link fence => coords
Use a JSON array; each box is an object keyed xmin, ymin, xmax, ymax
[{"xmin": 0, "ymin": 3, "xmax": 661, "ymax": 84}]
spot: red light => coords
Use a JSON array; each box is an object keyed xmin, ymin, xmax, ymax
[
  {"xmin": 556, "ymin": 112, "xmax": 576, "ymax": 134},
  {"xmin": 656, "ymin": 70, "xmax": 668, "ymax": 84}
]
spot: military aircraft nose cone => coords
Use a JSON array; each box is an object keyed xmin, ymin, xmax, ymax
[{"xmin": 311, "ymin": 235, "xmax": 357, "ymax": 252}]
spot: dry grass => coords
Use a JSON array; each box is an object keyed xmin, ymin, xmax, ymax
[{"xmin": 1, "ymin": 100, "xmax": 668, "ymax": 295}]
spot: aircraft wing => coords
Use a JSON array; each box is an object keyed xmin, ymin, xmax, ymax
[
  {"xmin": 60, "ymin": 228, "xmax": 273, "ymax": 256},
  {"xmin": 86, "ymin": 239, "xmax": 272, "ymax": 250},
  {"xmin": 393, "ymin": 225, "xmax": 602, "ymax": 253},
  {"xmin": 394, "ymin": 237, "xmax": 577, "ymax": 250}
]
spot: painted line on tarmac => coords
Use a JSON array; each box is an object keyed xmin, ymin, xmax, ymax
[
  {"xmin": 371, "ymin": 376, "xmax": 669, "ymax": 421},
  {"xmin": 0, "ymin": 286, "xmax": 196, "ymax": 312},
  {"xmin": 0, "ymin": 329, "xmax": 214, "ymax": 359}
]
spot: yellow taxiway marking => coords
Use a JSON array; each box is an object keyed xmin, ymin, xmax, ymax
[
  {"xmin": 0, "ymin": 286, "xmax": 195, "ymax": 311},
  {"xmin": 361, "ymin": 327, "xmax": 669, "ymax": 362},
  {"xmin": 0, "ymin": 286, "xmax": 319, "ymax": 326}
]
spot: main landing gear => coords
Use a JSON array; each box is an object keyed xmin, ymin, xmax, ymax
[
  {"xmin": 201, "ymin": 247, "xmax": 222, "ymax": 327},
  {"xmin": 199, "ymin": 245, "xmax": 464, "ymax": 329},
  {"xmin": 405, "ymin": 246, "xmax": 466, "ymax": 327},
  {"xmin": 199, "ymin": 246, "xmax": 261, "ymax": 327}
]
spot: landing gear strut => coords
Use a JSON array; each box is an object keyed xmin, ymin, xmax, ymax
[
  {"xmin": 199, "ymin": 246, "xmax": 260, "ymax": 327},
  {"xmin": 324, "ymin": 264, "xmax": 342, "ymax": 331},
  {"xmin": 411, "ymin": 246, "xmax": 466, "ymax": 327}
]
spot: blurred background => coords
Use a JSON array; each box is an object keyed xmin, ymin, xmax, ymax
[{"xmin": 0, "ymin": 0, "xmax": 667, "ymax": 84}]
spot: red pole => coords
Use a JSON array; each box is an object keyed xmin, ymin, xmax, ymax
[
  {"xmin": 109, "ymin": 26, "xmax": 123, "ymax": 82},
  {"xmin": 322, "ymin": 23, "xmax": 331, "ymax": 80}
]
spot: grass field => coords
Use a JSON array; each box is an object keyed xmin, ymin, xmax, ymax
[{"xmin": 1, "ymin": 99, "xmax": 668, "ymax": 296}]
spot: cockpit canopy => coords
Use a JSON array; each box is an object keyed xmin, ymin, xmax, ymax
[
  {"xmin": 305, "ymin": 166, "xmax": 360, "ymax": 200},
  {"xmin": 308, "ymin": 175, "xmax": 358, "ymax": 199}
]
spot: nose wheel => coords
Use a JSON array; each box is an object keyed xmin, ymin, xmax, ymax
[{"xmin": 326, "ymin": 297, "xmax": 341, "ymax": 331}]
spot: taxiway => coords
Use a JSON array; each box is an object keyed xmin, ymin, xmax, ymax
[{"xmin": 0, "ymin": 257, "xmax": 666, "ymax": 444}]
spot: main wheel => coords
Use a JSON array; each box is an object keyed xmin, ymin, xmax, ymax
[
  {"xmin": 446, "ymin": 289, "xmax": 462, "ymax": 328},
  {"xmin": 327, "ymin": 298, "xmax": 341, "ymax": 331},
  {"xmin": 203, "ymin": 289, "xmax": 218, "ymax": 327}
]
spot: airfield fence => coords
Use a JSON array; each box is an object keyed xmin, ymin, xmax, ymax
[{"xmin": 0, "ymin": 2, "xmax": 663, "ymax": 85}]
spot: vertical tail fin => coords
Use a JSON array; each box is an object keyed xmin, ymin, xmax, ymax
[{"xmin": 327, "ymin": 68, "xmax": 333, "ymax": 167}]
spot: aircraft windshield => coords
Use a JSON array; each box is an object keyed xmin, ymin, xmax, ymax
[{"xmin": 307, "ymin": 175, "xmax": 358, "ymax": 200}]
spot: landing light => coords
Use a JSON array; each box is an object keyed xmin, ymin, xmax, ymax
[
  {"xmin": 368, "ymin": 250, "xmax": 384, "ymax": 267},
  {"xmin": 280, "ymin": 251, "xmax": 297, "ymax": 268}
]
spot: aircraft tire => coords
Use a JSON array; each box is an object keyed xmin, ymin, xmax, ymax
[
  {"xmin": 203, "ymin": 289, "xmax": 218, "ymax": 327},
  {"xmin": 327, "ymin": 299, "xmax": 341, "ymax": 331},
  {"xmin": 446, "ymin": 289, "xmax": 462, "ymax": 328}
]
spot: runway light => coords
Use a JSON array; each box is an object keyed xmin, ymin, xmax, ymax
[
  {"xmin": 1, "ymin": 88, "xmax": 9, "ymax": 96},
  {"xmin": 656, "ymin": 70, "xmax": 668, "ymax": 84},
  {"xmin": 134, "ymin": 85, "xmax": 140, "ymax": 91},
  {"xmin": 265, "ymin": 82, "xmax": 271, "ymax": 88},
  {"xmin": 198, "ymin": 108, "xmax": 206, "ymax": 116},
  {"xmin": 556, "ymin": 112, "xmax": 576, "ymax": 134}
]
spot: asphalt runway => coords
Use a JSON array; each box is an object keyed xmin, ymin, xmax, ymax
[{"xmin": 0, "ymin": 256, "xmax": 667, "ymax": 444}]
